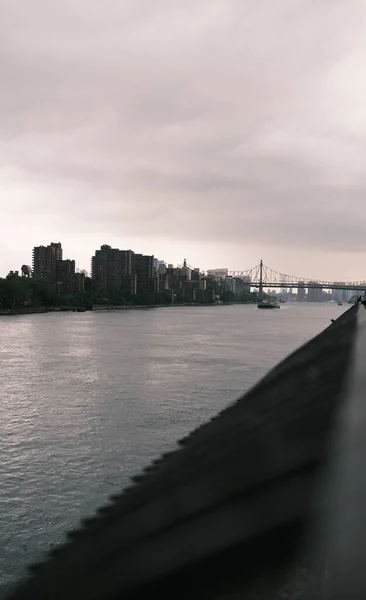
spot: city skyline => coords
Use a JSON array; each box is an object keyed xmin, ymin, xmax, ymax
[
  {"xmin": 2, "ymin": 2, "xmax": 366, "ymax": 280},
  {"xmin": 2, "ymin": 237, "xmax": 366, "ymax": 284},
  {"xmin": 4, "ymin": 240, "xmax": 366, "ymax": 293},
  {"xmin": 5, "ymin": 240, "xmax": 361, "ymax": 308}
]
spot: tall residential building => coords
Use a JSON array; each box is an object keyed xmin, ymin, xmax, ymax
[
  {"xmin": 134, "ymin": 253, "xmax": 155, "ymax": 293},
  {"xmin": 120, "ymin": 250, "xmax": 136, "ymax": 295},
  {"xmin": 56, "ymin": 259, "xmax": 76, "ymax": 295},
  {"xmin": 74, "ymin": 272, "xmax": 86, "ymax": 294},
  {"xmin": 32, "ymin": 242, "xmax": 63, "ymax": 285},
  {"xmin": 91, "ymin": 245, "xmax": 136, "ymax": 295}
]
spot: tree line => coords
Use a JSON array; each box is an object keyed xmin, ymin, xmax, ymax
[
  {"xmin": 0, "ymin": 277, "xmax": 175, "ymax": 310},
  {"xmin": 0, "ymin": 276, "xmax": 261, "ymax": 311}
]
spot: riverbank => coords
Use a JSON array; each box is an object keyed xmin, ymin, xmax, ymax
[
  {"xmin": 0, "ymin": 303, "xmax": 230, "ymax": 316},
  {"xmin": 91, "ymin": 303, "xmax": 226, "ymax": 310},
  {"xmin": 0, "ymin": 307, "xmax": 48, "ymax": 316}
]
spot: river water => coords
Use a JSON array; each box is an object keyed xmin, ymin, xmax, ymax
[{"xmin": 0, "ymin": 303, "xmax": 347, "ymax": 592}]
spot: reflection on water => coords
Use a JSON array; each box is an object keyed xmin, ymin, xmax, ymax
[{"xmin": 0, "ymin": 303, "xmax": 347, "ymax": 590}]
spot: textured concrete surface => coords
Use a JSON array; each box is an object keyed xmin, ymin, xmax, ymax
[{"xmin": 5, "ymin": 304, "xmax": 359, "ymax": 600}]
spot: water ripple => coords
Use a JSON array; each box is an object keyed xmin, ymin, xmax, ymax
[{"xmin": 0, "ymin": 304, "xmax": 344, "ymax": 591}]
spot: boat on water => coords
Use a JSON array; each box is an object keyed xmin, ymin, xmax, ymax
[{"xmin": 257, "ymin": 300, "xmax": 280, "ymax": 309}]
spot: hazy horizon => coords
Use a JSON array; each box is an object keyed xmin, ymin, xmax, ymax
[{"xmin": 2, "ymin": 1, "xmax": 366, "ymax": 280}]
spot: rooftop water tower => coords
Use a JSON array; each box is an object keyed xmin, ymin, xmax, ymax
[{"xmin": 21, "ymin": 265, "xmax": 32, "ymax": 278}]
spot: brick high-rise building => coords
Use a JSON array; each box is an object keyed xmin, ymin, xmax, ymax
[
  {"xmin": 56, "ymin": 259, "xmax": 76, "ymax": 295},
  {"xmin": 74, "ymin": 272, "xmax": 86, "ymax": 294},
  {"xmin": 32, "ymin": 242, "xmax": 63, "ymax": 286},
  {"xmin": 120, "ymin": 249, "xmax": 136, "ymax": 296},
  {"xmin": 133, "ymin": 253, "xmax": 155, "ymax": 293},
  {"xmin": 91, "ymin": 245, "xmax": 136, "ymax": 295}
]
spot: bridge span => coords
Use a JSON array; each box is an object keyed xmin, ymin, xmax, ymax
[
  {"xmin": 247, "ymin": 281, "xmax": 366, "ymax": 291},
  {"xmin": 226, "ymin": 260, "xmax": 366, "ymax": 292}
]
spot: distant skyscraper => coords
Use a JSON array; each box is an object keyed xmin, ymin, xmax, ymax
[
  {"xmin": 180, "ymin": 258, "xmax": 191, "ymax": 281},
  {"xmin": 308, "ymin": 282, "xmax": 323, "ymax": 302},
  {"xmin": 332, "ymin": 283, "xmax": 346, "ymax": 303},
  {"xmin": 207, "ymin": 268, "xmax": 229, "ymax": 279},
  {"xmin": 32, "ymin": 242, "xmax": 62, "ymax": 285},
  {"xmin": 133, "ymin": 253, "xmax": 153, "ymax": 277},
  {"xmin": 153, "ymin": 258, "xmax": 165, "ymax": 271},
  {"xmin": 297, "ymin": 281, "xmax": 306, "ymax": 301}
]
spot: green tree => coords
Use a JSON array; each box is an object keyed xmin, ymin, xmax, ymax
[
  {"xmin": 221, "ymin": 290, "xmax": 236, "ymax": 303},
  {"xmin": 0, "ymin": 278, "xmax": 31, "ymax": 309}
]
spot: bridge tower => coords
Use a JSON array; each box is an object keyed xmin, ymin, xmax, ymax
[{"xmin": 259, "ymin": 259, "xmax": 263, "ymax": 301}]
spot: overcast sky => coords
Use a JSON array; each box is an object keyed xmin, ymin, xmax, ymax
[{"xmin": 1, "ymin": 0, "xmax": 366, "ymax": 280}]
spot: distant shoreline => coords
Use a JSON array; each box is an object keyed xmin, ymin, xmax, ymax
[{"xmin": 0, "ymin": 303, "xmax": 237, "ymax": 316}]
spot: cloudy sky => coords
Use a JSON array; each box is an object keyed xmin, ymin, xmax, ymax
[{"xmin": 1, "ymin": 0, "xmax": 366, "ymax": 280}]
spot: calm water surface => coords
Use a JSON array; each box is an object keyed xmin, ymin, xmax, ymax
[{"xmin": 0, "ymin": 303, "xmax": 347, "ymax": 590}]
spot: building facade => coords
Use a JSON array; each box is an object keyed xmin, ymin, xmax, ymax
[
  {"xmin": 56, "ymin": 259, "xmax": 75, "ymax": 295},
  {"xmin": 91, "ymin": 246, "xmax": 155, "ymax": 296},
  {"xmin": 207, "ymin": 268, "xmax": 229, "ymax": 279},
  {"xmin": 232, "ymin": 276, "xmax": 251, "ymax": 296},
  {"xmin": 307, "ymin": 282, "xmax": 324, "ymax": 302},
  {"xmin": 91, "ymin": 245, "xmax": 134, "ymax": 294},
  {"xmin": 134, "ymin": 253, "xmax": 155, "ymax": 294},
  {"xmin": 32, "ymin": 242, "xmax": 63, "ymax": 285},
  {"xmin": 297, "ymin": 281, "xmax": 306, "ymax": 301}
]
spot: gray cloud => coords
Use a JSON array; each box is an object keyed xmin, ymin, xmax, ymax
[{"xmin": 1, "ymin": 0, "xmax": 366, "ymax": 279}]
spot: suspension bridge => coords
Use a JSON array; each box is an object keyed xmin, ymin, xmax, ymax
[{"xmin": 226, "ymin": 260, "xmax": 366, "ymax": 292}]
